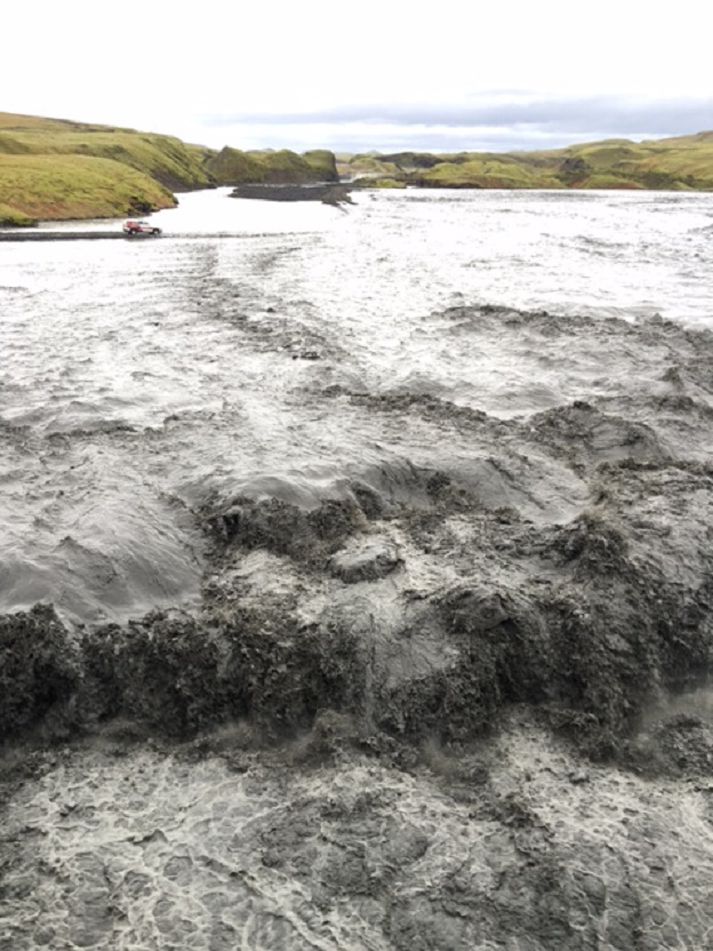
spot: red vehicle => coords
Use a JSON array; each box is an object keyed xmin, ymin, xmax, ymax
[{"xmin": 123, "ymin": 219, "xmax": 162, "ymax": 236}]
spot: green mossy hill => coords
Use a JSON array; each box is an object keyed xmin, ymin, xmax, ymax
[
  {"xmin": 0, "ymin": 111, "xmax": 341, "ymax": 223},
  {"xmin": 415, "ymin": 157, "xmax": 564, "ymax": 189},
  {"xmin": 343, "ymin": 131, "xmax": 713, "ymax": 190},
  {"xmin": 549, "ymin": 135, "xmax": 713, "ymax": 190},
  {"xmin": 206, "ymin": 146, "xmax": 337, "ymax": 185},
  {"xmin": 0, "ymin": 111, "xmax": 210, "ymax": 223},
  {"xmin": 379, "ymin": 151, "xmax": 451, "ymax": 169},
  {"xmin": 302, "ymin": 149, "xmax": 338, "ymax": 181},
  {"xmin": 337, "ymin": 154, "xmax": 401, "ymax": 180},
  {"xmin": 0, "ymin": 112, "xmax": 212, "ymax": 191},
  {"xmin": 0, "ymin": 154, "xmax": 176, "ymax": 222}
]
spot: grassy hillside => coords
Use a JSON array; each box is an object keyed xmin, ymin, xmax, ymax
[
  {"xmin": 0, "ymin": 112, "xmax": 210, "ymax": 224},
  {"xmin": 0, "ymin": 154, "xmax": 177, "ymax": 222},
  {"xmin": 0, "ymin": 112, "xmax": 338, "ymax": 224},
  {"xmin": 416, "ymin": 157, "xmax": 564, "ymax": 189},
  {"xmin": 344, "ymin": 132, "xmax": 713, "ymax": 191},
  {"xmin": 206, "ymin": 146, "xmax": 337, "ymax": 185},
  {"xmin": 2, "ymin": 109, "xmax": 711, "ymax": 224},
  {"xmin": 0, "ymin": 112, "xmax": 212, "ymax": 184}
]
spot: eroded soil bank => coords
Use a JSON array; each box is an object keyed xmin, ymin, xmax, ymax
[{"xmin": 2, "ymin": 298, "xmax": 713, "ymax": 948}]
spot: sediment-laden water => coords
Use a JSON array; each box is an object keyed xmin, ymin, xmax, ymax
[{"xmin": 2, "ymin": 188, "xmax": 713, "ymax": 949}]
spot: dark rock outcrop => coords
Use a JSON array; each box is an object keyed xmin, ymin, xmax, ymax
[{"xmin": 231, "ymin": 183, "xmax": 355, "ymax": 206}]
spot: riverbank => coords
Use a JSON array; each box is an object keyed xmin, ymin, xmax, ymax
[
  {"xmin": 1, "ymin": 110, "xmax": 712, "ymax": 225},
  {"xmin": 0, "ymin": 112, "xmax": 338, "ymax": 225}
]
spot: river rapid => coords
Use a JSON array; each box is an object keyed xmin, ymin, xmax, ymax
[{"xmin": 2, "ymin": 188, "xmax": 713, "ymax": 949}]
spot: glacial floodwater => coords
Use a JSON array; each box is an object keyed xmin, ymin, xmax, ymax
[
  {"xmin": 2, "ymin": 188, "xmax": 713, "ymax": 951},
  {"xmin": 2, "ymin": 187, "xmax": 712, "ymax": 624}
]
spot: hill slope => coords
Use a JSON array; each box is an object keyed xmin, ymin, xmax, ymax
[
  {"xmin": 0, "ymin": 112, "xmax": 213, "ymax": 224},
  {"xmin": 0, "ymin": 112, "xmax": 338, "ymax": 224},
  {"xmin": 2, "ymin": 110, "xmax": 711, "ymax": 225},
  {"xmin": 0, "ymin": 154, "xmax": 177, "ymax": 222},
  {"xmin": 206, "ymin": 146, "xmax": 337, "ymax": 185},
  {"xmin": 342, "ymin": 132, "xmax": 713, "ymax": 191}
]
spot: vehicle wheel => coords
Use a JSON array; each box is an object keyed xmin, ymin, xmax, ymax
[{"xmin": 152, "ymin": 228, "xmax": 160, "ymax": 235}]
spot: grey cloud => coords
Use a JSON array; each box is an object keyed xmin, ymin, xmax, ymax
[
  {"xmin": 223, "ymin": 126, "xmax": 620, "ymax": 155},
  {"xmin": 204, "ymin": 96, "xmax": 713, "ymax": 138}
]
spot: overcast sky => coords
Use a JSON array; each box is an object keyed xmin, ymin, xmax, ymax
[{"xmin": 4, "ymin": 1, "xmax": 712, "ymax": 153}]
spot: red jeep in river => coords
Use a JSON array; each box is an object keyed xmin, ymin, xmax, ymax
[{"xmin": 123, "ymin": 219, "xmax": 162, "ymax": 236}]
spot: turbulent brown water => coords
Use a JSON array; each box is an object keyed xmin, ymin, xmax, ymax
[{"xmin": 2, "ymin": 188, "xmax": 713, "ymax": 949}]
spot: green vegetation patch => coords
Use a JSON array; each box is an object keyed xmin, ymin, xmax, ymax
[
  {"xmin": 0, "ymin": 154, "xmax": 176, "ymax": 220},
  {"xmin": 0, "ymin": 127, "xmax": 213, "ymax": 191},
  {"xmin": 354, "ymin": 177, "xmax": 407, "ymax": 189},
  {"xmin": 338, "ymin": 155, "xmax": 402, "ymax": 180},
  {"xmin": 302, "ymin": 149, "xmax": 338, "ymax": 181},
  {"xmin": 416, "ymin": 157, "xmax": 564, "ymax": 189},
  {"xmin": 342, "ymin": 131, "xmax": 713, "ymax": 191},
  {"xmin": 0, "ymin": 111, "xmax": 213, "ymax": 222},
  {"xmin": 0, "ymin": 202, "xmax": 37, "ymax": 226},
  {"xmin": 579, "ymin": 173, "xmax": 645, "ymax": 190},
  {"xmin": 207, "ymin": 146, "xmax": 337, "ymax": 185}
]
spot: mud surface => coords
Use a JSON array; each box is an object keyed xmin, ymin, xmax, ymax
[
  {"xmin": 3, "ymin": 714, "xmax": 713, "ymax": 951},
  {"xmin": 2, "ymin": 188, "xmax": 713, "ymax": 947}
]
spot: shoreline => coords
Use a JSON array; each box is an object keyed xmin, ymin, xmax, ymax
[{"xmin": 4, "ymin": 179, "xmax": 713, "ymax": 230}]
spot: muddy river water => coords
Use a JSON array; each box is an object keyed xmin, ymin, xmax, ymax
[{"xmin": 1, "ymin": 188, "xmax": 713, "ymax": 949}]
